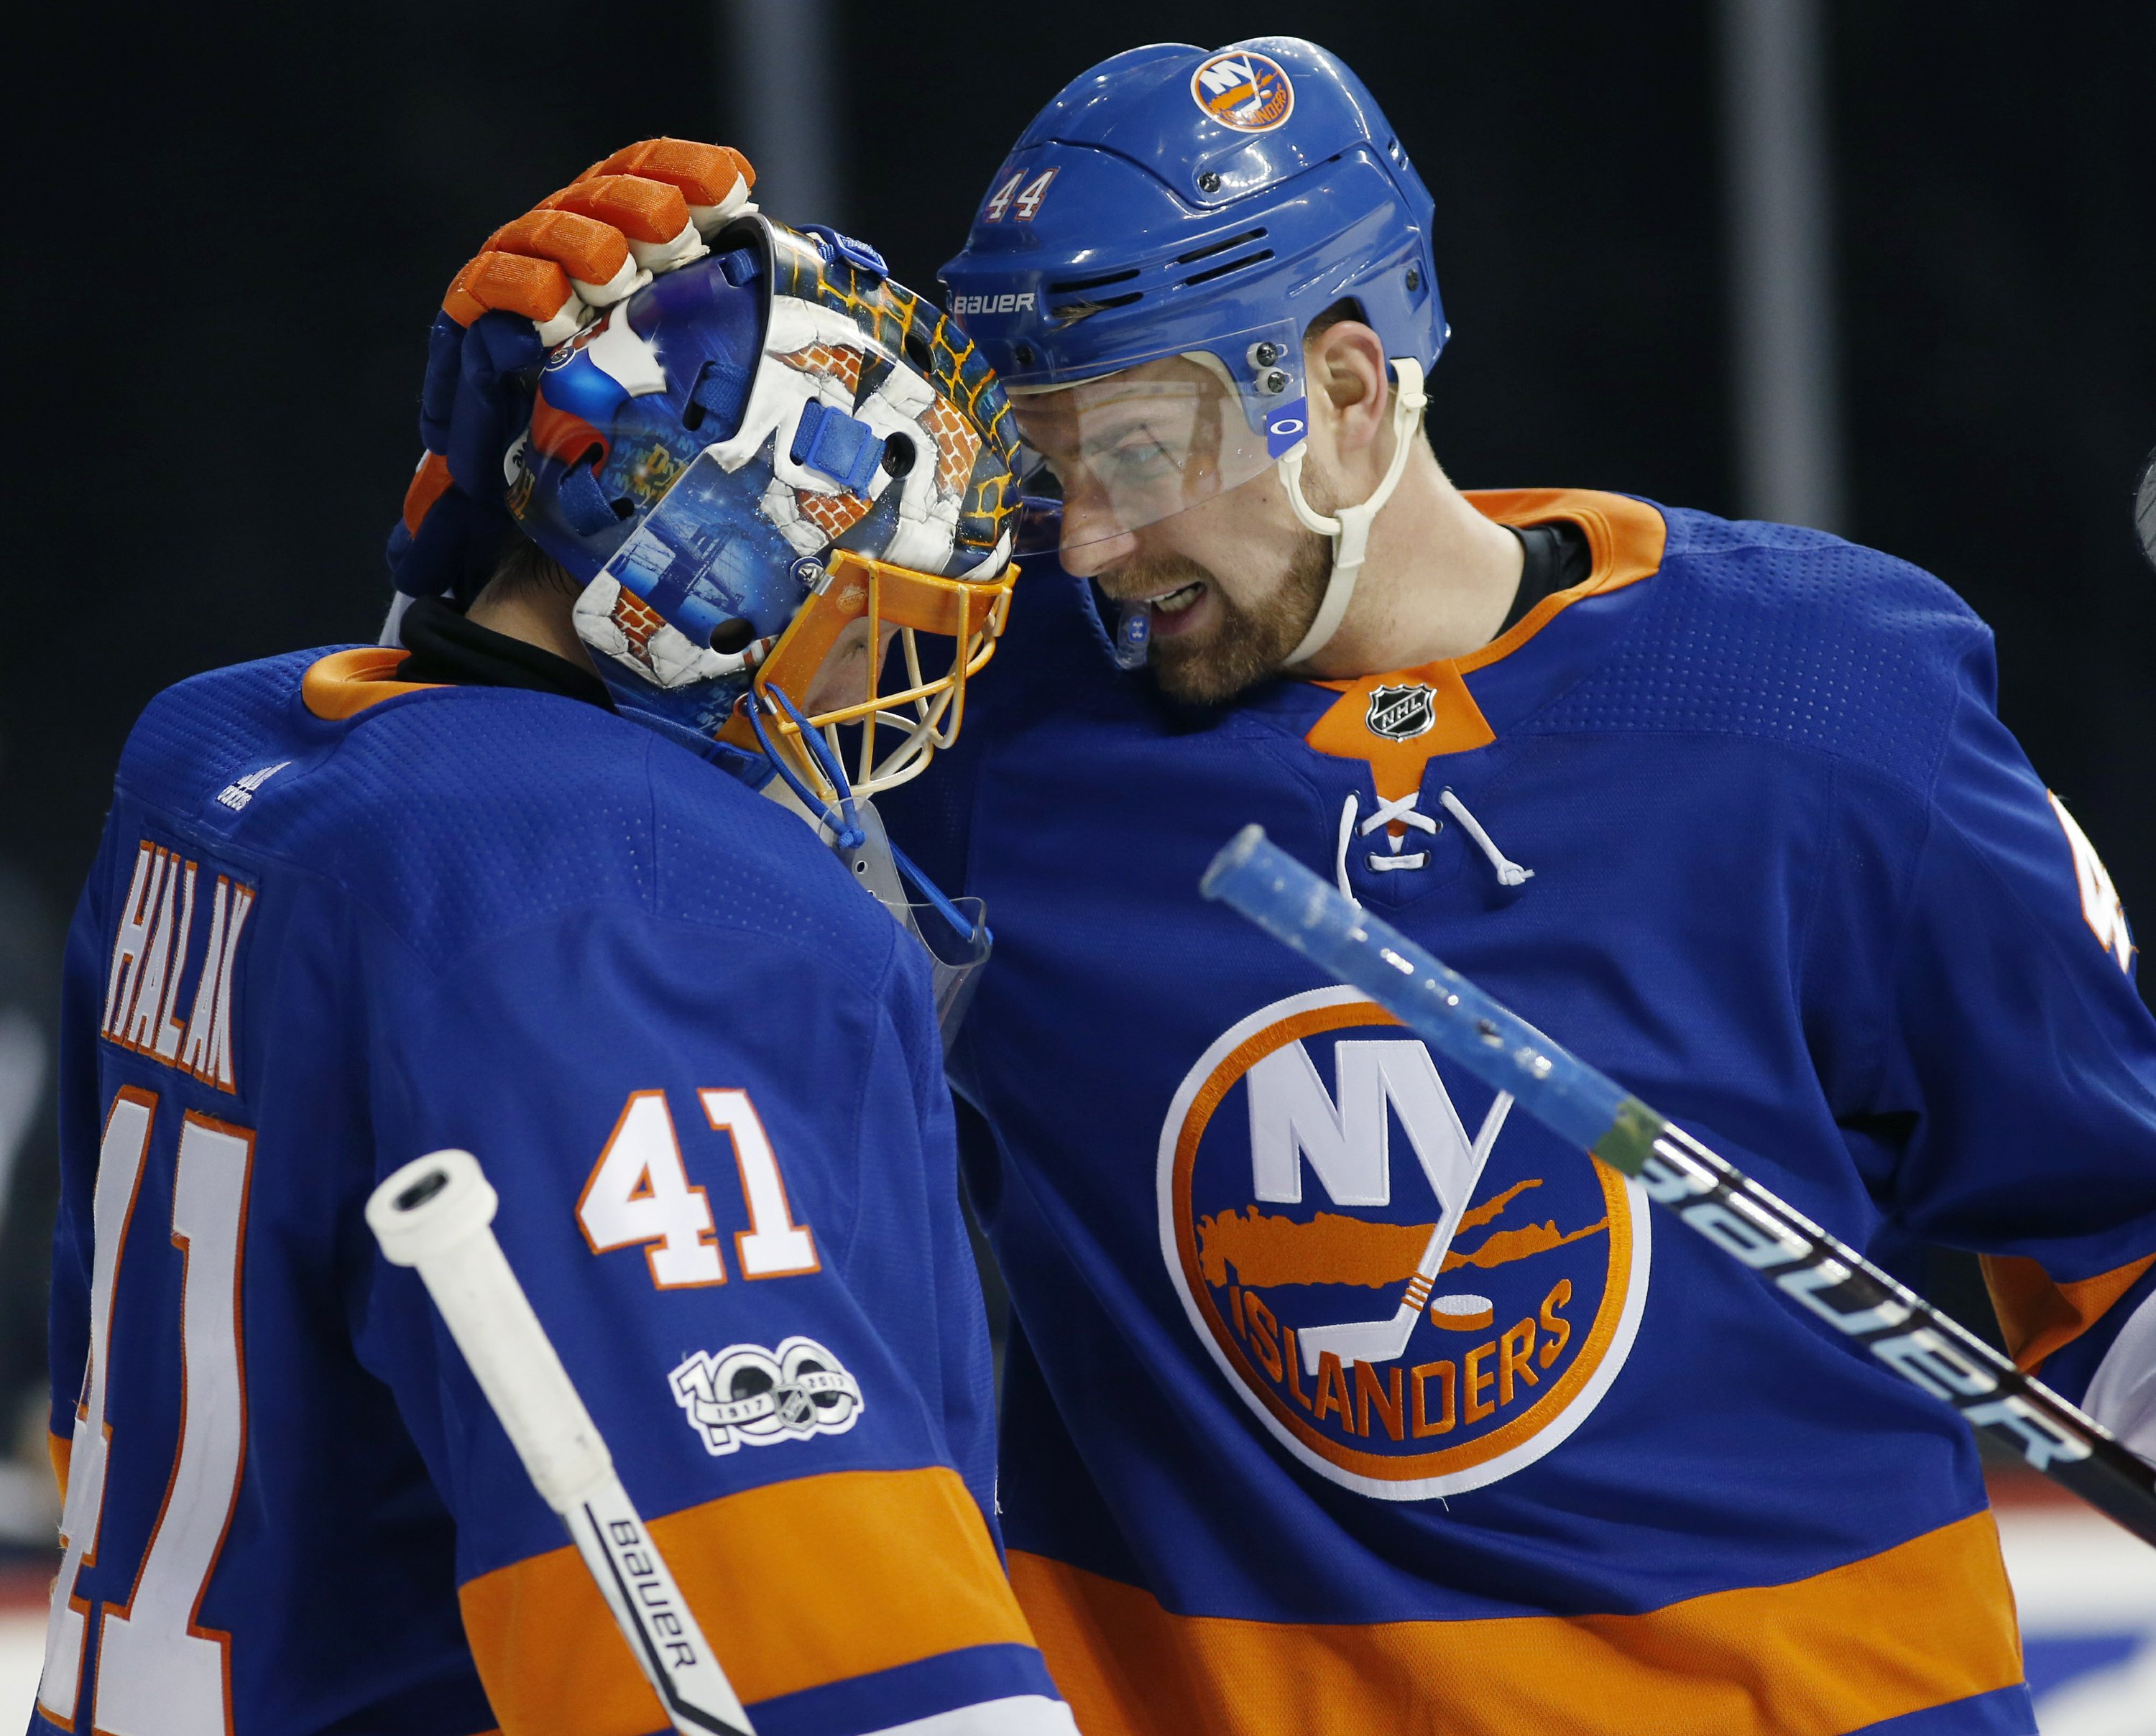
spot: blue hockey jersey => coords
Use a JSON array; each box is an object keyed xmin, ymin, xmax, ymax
[
  {"xmin": 880, "ymin": 490, "xmax": 2156, "ymax": 1735},
  {"xmin": 35, "ymin": 648, "xmax": 1069, "ymax": 1736}
]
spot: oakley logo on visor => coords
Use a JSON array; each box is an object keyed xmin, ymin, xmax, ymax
[{"xmin": 1266, "ymin": 399, "xmax": 1309, "ymax": 458}]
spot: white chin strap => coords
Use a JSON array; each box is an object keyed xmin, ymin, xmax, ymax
[{"xmin": 1276, "ymin": 356, "xmax": 1428, "ymax": 669}]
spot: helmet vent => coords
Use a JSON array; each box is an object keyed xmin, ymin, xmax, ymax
[
  {"xmin": 1181, "ymin": 248, "xmax": 1275, "ymax": 288},
  {"xmin": 1174, "ymin": 228, "xmax": 1268, "ymax": 266},
  {"xmin": 1048, "ymin": 291, "xmax": 1143, "ymax": 326},
  {"xmin": 1046, "ymin": 267, "xmax": 1140, "ymax": 294}
]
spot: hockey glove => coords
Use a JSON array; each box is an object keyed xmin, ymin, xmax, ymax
[{"xmin": 386, "ymin": 139, "xmax": 757, "ymax": 603}]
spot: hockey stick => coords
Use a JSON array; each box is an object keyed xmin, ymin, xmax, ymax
[
  {"xmin": 2137, "ymin": 445, "xmax": 2156, "ymax": 575},
  {"xmin": 366, "ymin": 1149, "xmax": 757, "ymax": 1735},
  {"xmin": 1200, "ymin": 824, "xmax": 2156, "ymax": 1549},
  {"xmin": 1295, "ymin": 1091, "xmax": 1512, "ymax": 1373}
]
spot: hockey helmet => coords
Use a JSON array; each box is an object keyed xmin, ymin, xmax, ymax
[
  {"xmin": 939, "ymin": 38, "xmax": 1441, "ymax": 663},
  {"xmin": 511, "ymin": 214, "xmax": 1022, "ymax": 803}
]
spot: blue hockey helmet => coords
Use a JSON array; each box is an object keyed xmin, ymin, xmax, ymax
[
  {"xmin": 940, "ymin": 39, "xmax": 1442, "ymax": 663},
  {"xmin": 510, "ymin": 213, "xmax": 1023, "ymax": 803}
]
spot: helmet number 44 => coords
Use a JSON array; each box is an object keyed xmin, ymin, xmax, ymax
[{"xmin": 984, "ymin": 168, "xmax": 1058, "ymax": 224}]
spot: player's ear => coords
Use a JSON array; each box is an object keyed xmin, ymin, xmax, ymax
[{"xmin": 1307, "ymin": 319, "xmax": 1391, "ymax": 458}]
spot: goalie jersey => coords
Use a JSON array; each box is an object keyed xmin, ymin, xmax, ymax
[
  {"xmin": 882, "ymin": 490, "xmax": 2156, "ymax": 1736},
  {"xmin": 36, "ymin": 649, "xmax": 1069, "ymax": 1736}
]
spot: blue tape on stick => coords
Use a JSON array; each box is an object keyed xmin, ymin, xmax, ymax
[{"xmin": 1199, "ymin": 825, "xmax": 1632, "ymax": 1158}]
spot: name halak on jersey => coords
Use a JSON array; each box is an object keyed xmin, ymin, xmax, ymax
[{"xmin": 98, "ymin": 838, "xmax": 254, "ymax": 1091}]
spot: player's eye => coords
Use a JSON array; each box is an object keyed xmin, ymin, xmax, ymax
[{"xmin": 1090, "ymin": 428, "xmax": 1184, "ymax": 487}]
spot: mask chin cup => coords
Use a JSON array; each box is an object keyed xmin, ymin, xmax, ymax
[
  {"xmin": 1277, "ymin": 356, "xmax": 1428, "ymax": 668},
  {"xmin": 717, "ymin": 545, "xmax": 1018, "ymax": 805},
  {"xmin": 922, "ymin": 901, "xmax": 992, "ymax": 1051},
  {"xmin": 837, "ymin": 800, "xmax": 992, "ymax": 1053}
]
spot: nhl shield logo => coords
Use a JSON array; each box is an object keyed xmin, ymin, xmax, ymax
[
  {"xmin": 1158, "ymin": 987, "xmax": 1650, "ymax": 1500},
  {"xmin": 1366, "ymin": 683, "xmax": 1437, "ymax": 742}
]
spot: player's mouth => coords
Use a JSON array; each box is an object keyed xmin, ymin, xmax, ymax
[{"xmin": 1130, "ymin": 578, "xmax": 1210, "ymax": 638}]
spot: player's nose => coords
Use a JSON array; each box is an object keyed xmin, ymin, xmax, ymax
[{"xmin": 1056, "ymin": 497, "xmax": 1138, "ymax": 579}]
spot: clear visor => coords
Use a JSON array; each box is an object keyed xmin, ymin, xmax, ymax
[{"xmin": 1011, "ymin": 326, "xmax": 1306, "ymax": 553}]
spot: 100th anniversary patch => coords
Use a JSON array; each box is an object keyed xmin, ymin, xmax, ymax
[{"xmin": 671, "ymin": 1336, "xmax": 864, "ymax": 1455}]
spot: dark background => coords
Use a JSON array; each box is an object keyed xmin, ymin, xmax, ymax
[
  {"xmin": 6, "ymin": 1, "xmax": 2152, "ymax": 934},
  {"xmin": 1, "ymin": 3, "xmax": 2150, "ymax": 1439}
]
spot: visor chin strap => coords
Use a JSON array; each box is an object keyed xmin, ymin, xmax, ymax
[{"xmin": 1276, "ymin": 357, "xmax": 1428, "ymax": 670}]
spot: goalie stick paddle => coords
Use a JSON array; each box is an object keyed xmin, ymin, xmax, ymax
[
  {"xmin": 366, "ymin": 1150, "xmax": 757, "ymax": 1735},
  {"xmin": 1200, "ymin": 824, "xmax": 2156, "ymax": 1549}
]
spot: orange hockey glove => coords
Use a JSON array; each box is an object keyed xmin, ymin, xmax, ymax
[
  {"xmin": 390, "ymin": 140, "xmax": 755, "ymax": 605},
  {"xmin": 441, "ymin": 139, "xmax": 757, "ymax": 343}
]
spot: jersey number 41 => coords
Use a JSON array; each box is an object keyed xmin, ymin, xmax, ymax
[{"xmin": 577, "ymin": 1088, "xmax": 818, "ymax": 1287}]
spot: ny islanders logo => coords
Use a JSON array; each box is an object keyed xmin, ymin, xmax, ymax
[
  {"xmin": 1189, "ymin": 52, "xmax": 1295, "ymax": 134},
  {"xmin": 1159, "ymin": 988, "xmax": 1651, "ymax": 1499}
]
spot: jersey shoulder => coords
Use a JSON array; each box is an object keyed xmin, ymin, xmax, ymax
[
  {"xmin": 1530, "ymin": 502, "xmax": 1993, "ymax": 795},
  {"xmin": 114, "ymin": 649, "xmax": 893, "ymax": 976}
]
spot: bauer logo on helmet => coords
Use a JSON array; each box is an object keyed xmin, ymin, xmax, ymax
[{"xmin": 952, "ymin": 292, "xmax": 1037, "ymax": 318}]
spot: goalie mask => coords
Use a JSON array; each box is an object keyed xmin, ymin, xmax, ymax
[{"xmin": 509, "ymin": 214, "xmax": 1022, "ymax": 805}]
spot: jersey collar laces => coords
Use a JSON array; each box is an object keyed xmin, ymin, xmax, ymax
[
  {"xmin": 1279, "ymin": 356, "xmax": 1428, "ymax": 669},
  {"xmin": 1334, "ymin": 782, "xmax": 1533, "ymax": 904}
]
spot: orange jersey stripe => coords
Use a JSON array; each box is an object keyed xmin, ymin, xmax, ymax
[
  {"xmin": 1982, "ymin": 1250, "xmax": 2156, "ymax": 1372},
  {"xmin": 1453, "ymin": 487, "xmax": 1667, "ymax": 673},
  {"xmin": 1009, "ymin": 1509, "xmax": 2019, "ymax": 1736},
  {"xmin": 49, "ymin": 1430, "xmax": 70, "ymax": 1505},
  {"xmin": 461, "ymin": 1466, "xmax": 1035, "ymax": 1733}
]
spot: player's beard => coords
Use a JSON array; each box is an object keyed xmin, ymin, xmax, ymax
[{"xmin": 1128, "ymin": 531, "xmax": 1332, "ymax": 705}]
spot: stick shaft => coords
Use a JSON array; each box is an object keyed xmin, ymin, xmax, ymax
[
  {"xmin": 367, "ymin": 1151, "xmax": 757, "ymax": 1733},
  {"xmin": 1202, "ymin": 825, "xmax": 2156, "ymax": 1548}
]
